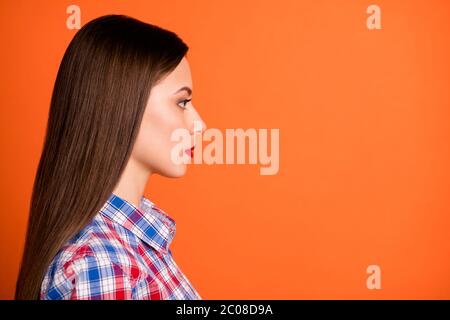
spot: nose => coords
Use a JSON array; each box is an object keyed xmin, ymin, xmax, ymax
[
  {"xmin": 188, "ymin": 106, "xmax": 207, "ymax": 135},
  {"xmin": 192, "ymin": 118, "xmax": 207, "ymax": 135}
]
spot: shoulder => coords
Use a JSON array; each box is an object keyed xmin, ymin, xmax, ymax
[
  {"xmin": 51, "ymin": 214, "xmax": 143, "ymax": 275},
  {"xmin": 41, "ymin": 216, "xmax": 145, "ymax": 299},
  {"xmin": 41, "ymin": 248, "xmax": 136, "ymax": 299}
]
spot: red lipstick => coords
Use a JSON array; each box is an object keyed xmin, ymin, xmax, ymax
[{"xmin": 184, "ymin": 146, "xmax": 195, "ymax": 158}]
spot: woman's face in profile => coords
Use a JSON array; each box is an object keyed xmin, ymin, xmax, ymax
[{"xmin": 131, "ymin": 56, "xmax": 206, "ymax": 178}]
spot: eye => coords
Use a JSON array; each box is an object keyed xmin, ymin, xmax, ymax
[{"xmin": 177, "ymin": 98, "xmax": 192, "ymax": 109}]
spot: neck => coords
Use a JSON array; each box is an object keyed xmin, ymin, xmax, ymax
[{"xmin": 112, "ymin": 157, "xmax": 151, "ymax": 209}]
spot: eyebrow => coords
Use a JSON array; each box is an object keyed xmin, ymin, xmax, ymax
[{"xmin": 173, "ymin": 86, "xmax": 192, "ymax": 96}]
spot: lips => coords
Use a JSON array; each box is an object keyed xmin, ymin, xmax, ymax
[{"xmin": 184, "ymin": 145, "xmax": 195, "ymax": 158}]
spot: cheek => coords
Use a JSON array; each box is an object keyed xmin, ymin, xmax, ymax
[{"xmin": 133, "ymin": 104, "xmax": 186, "ymax": 169}]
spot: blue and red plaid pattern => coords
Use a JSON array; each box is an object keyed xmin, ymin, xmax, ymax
[{"xmin": 40, "ymin": 193, "xmax": 201, "ymax": 300}]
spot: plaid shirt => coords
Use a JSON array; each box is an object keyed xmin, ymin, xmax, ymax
[{"xmin": 40, "ymin": 193, "xmax": 201, "ymax": 300}]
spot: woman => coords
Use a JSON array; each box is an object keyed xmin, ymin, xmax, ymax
[{"xmin": 15, "ymin": 14, "xmax": 206, "ymax": 300}]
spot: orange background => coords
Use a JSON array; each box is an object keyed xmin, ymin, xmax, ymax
[{"xmin": 1, "ymin": 0, "xmax": 449, "ymax": 299}]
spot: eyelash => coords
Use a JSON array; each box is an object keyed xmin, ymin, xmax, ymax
[{"xmin": 178, "ymin": 98, "xmax": 192, "ymax": 109}]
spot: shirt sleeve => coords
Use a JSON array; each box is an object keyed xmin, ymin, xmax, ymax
[{"xmin": 47, "ymin": 254, "xmax": 135, "ymax": 300}]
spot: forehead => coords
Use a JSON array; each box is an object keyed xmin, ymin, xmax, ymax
[{"xmin": 154, "ymin": 56, "xmax": 192, "ymax": 93}]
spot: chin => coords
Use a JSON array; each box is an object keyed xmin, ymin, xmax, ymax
[{"xmin": 160, "ymin": 164, "xmax": 187, "ymax": 178}]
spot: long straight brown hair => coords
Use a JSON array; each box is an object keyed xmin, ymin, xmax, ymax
[{"xmin": 15, "ymin": 14, "xmax": 188, "ymax": 300}]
